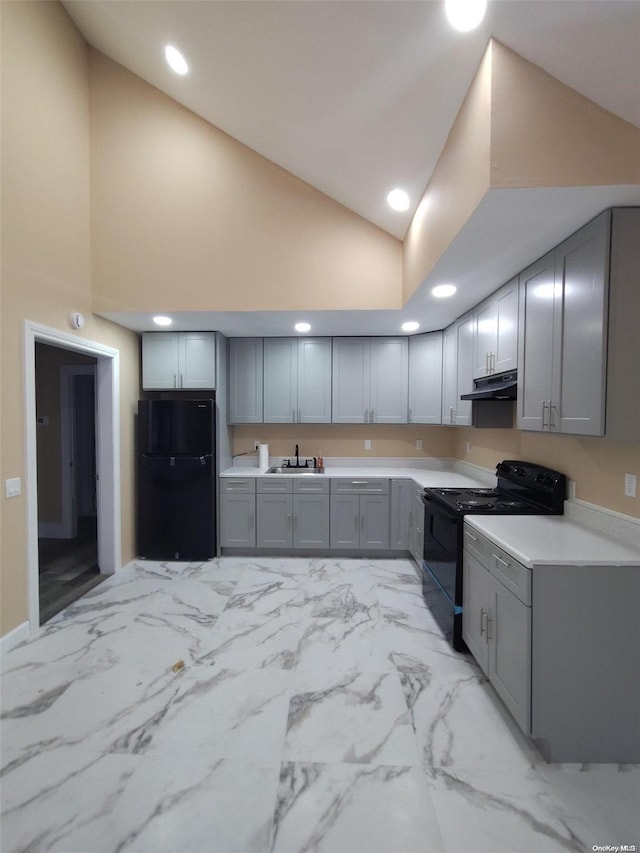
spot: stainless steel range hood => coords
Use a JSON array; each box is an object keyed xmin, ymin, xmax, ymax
[{"xmin": 461, "ymin": 370, "xmax": 517, "ymax": 401}]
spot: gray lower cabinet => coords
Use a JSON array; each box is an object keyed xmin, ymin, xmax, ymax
[
  {"xmin": 219, "ymin": 478, "xmax": 256, "ymax": 547},
  {"xmin": 329, "ymin": 479, "xmax": 390, "ymax": 549},
  {"xmin": 256, "ymin": 478, "xmax": 330, "ymax": 549},
  {"xmin": 390, "ymin": 479, "xmax": 412, "ymax": 549},
  {"xmin": 408, "ymin": 485, "xmax": 425, "ymax": 566},
  {"xmin": 462, "ymin": 529, "xmax": 531, "ymax": 734}
]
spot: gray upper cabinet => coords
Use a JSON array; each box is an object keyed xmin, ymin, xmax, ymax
[
  {"xmin": 228, "ymin": 338, "xmax": 263, "ymax": 424},
  {"xmin": 332, "ymin": 337, "xmax": 408, "ymax": 423},
  {"xmin": 442, "ymin": 314, "xmax": 473, "ymax": 426},
  {"xmin": 518, "ymin": 211, "xmax": 610, "ymax": 436},
  {"xmin": 408, "ymin": 331, "xmax": 443, "ymax": 424},
  {"xmin": 263, "ymin": 337, "xmax": 332, "ymax": 424},
  {"xmin": 472, "ymin": 278, "xmax": 519, "ymax": 379},
  {"xmin": 142, "ymin": 332, "xmax": 216, "ymax": 390}
]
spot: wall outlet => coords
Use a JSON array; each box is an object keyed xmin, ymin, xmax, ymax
[
  {"xmin": 624, "ymin": 473, "xmax": 637, "ymax": 498},
  {"xmin": 364, "ymin": 439, "xmax": 372, "ymax": 450},
  {"xmin": 567, "ymin": 479, "xmax": 576, "ymax": 500},
  {"xmin": 254, "ymin": 441, "xmax": 260, "ymax": 451},
  {"xmin": 5, "ymin": 477, "xmax": 21, "ymax": 498},
  {"xmin": 416, "ymin": 439, "xmax": 423, "ymax": 450},
  {"xmin": 465, "ymin": 442, "xmax": 471, "ymax": 454}
]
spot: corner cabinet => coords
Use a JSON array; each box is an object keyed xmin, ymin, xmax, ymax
[
  {"xmin": 517, "ymin": 211, "xmax": 610, "ymax": 436},
  {"xmin": 332, "ymin": 337, "xmax": 408, "ymax": 424},
  {"xmin": 142, "ymin": 332, "xmax": 216, "ymax": 390},
  {"xmin": 408, "ymin": 332, "xmax": 443, "ymax": 424},
  {"xmin": 228, "ymin": 338, "xmax": 263, "ymax": 424},
  {"xmin": 472, "ymin": 278, "xmax": 519, "ymax": 379},
  {"xmin": 263, "ymin": 337, "xmax": 332, "ymax": 424}
]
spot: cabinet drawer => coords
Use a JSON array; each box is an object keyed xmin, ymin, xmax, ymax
[
  {"xmin": 293, "ymin": 477, "xmax": 330, "ymax": 494},
  {"xmin": 330, "ymin": 478, "xmax": 389, "ymax": 494},
  {"xmin": 220, "ymin": 477, "xmax": 256, "ymax": 493},
  {"xmin": 463, "ymin": 525, "xmax": 489, "ymax": 564},
  {"xmin": 257, "ymin": 478, "xmax": 293, "ymax": 493},
  {"xmin": 488, "ymin": 546, "xmax": 531, "ymax": 605}
]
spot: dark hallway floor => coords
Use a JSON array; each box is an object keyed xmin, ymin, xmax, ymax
[{"xmin": 38, "ymin": 516, "xmax": 105, "ymax": 623}]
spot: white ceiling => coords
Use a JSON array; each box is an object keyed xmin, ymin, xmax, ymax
[{"xmin": 63, "ymin": 0, "xmax": 640, "ymax": 336}]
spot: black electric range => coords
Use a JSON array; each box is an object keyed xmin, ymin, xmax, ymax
[{"xmin": 421, "ymin": 460, "xmax": 566, "ymax": 651}]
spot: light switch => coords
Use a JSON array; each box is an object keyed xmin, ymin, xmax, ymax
[
  {"xmin": 5, "ymin": 477, "xmax": 21, "ymax": 498},
  {"xmin": 364, "ymin": 439, "xmax": 372, "ymax": 450}
]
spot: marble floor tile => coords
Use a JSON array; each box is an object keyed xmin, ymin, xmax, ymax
[
  {"xmin": 283, "ymin": 669, "xmax": 419, "ymax": 766},
  {"xmin": 2, "ymin": 555, "xmax": 638, "ymax": 853},
  {"xmin": 271, "ymin": 761, "xmax": 445, "ymax": 853}
]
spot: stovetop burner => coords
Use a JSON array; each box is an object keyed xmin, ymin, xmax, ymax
[{"xmin": 423, "ymin": 461, "xmax": 567, "ymax": 517}]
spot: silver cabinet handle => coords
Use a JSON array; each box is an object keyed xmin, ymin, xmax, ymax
[
  {"xmin": 351, "ymin": 480, "xmax": 369, "ymax": 485},
  {"xmin": 541, "ymin": 400, "xmax": 548, "ymax": 429},
  {"xmin": 486, "ymin": 352, "xmax": 490, "ymax": 374},
  {"xmin": 287, "ymin": 513, "xmax": 292, "ymax": 528},
  {"xmin": 491, "ymin": 353, "xmax": 496, "ymax": 372},
  {"xmin": 364, "ymin": 409, "xmax": 369, "ymax": 423},
  {"xmin": 548, "ymin": 402, "xmax": 556, "ymax": 430},
  {"xmin": 449, "ymin": 406, "xmax": 454, "ymax": 424},
  {"xmin": 408, "ymin": 408, "xmax": 412, "ymax": 423},
  {"xmin": 370, "ymin": 409, "xmax": 374, "ymax": 423},
  {"xmin": 298, "ymin": 408, "xmax": 301, "ymax": 423},
  {"xmin": 494, "ymin": 554, "xmax": 511, "ymax": 570},
  {"xmin": 480, "ymin": 607, "xmax": 488, "ymax": 636},
  {"xmin": 174, "ymin": 374, "xmax": 178, "ymax": 388},
  {"xmin": 465, "ymin": 531, "xmax": 478, "ymax": 542},
  {"xmin": 180, "ymin": 374, "xmax": 184, "ymax": 388}
]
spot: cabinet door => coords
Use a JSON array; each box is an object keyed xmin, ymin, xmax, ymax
[
  {"xmin": 228, "ymin": 338, "xmax": 263, "ymax": 424},
  {"xmin": 332, "ymin": 338, "xmax": 371, "ymax": 423},
  {"xmin": 462, "ymin": 551, "xmax": 490, "ymax": 675},
  {"xmin": 441, "ymin": 323, "xmax": 458, "ymax": 425},
  {"xmin": 410, "ymin": 490, "xmax": 424, "ymax": 565},
  {"xmin": 455, "ymin": 313, "xmax": 474, "ymax": 426},
  {"xmin": 517, "ymin": 251, "xmax": 556, "ymax": 432},
  {"xmin": 489, "ymin": 576, "xmax": 531, "ymax": 733},
  {"xmin": 256, "ymin": 493, "xmax": 292, "ymax": 548},
  {"xmin": 408, "ymin": 332, "xmax": 443, "ymax": 424},
  {"xmin": 369, "ymin": 338, "xmax": 408, "ymax": 423},
  {"xmin": 360, "ymin": 494, "xmax": 390, "ymax": 550},
  {"xmin": 142, "ymin": 333, "xmax": 179, "ymax": 390},
  {"xmin": 297, "ymin": 338, "xmax": 332, "ymax": 424},
  {"xmin": 390, "ymin": 479, "xmax": 411, "ymax": 550},
  {"xmin": 472, "ymin": 296, "xmax": 497, "ymax": 380},
  {"xmin": 552, "ymin": 214, "xmax": 609, "ymax": 436},
  {"xmin": 493, "ymin": 278, "xmax": 519, "ymax": 375},
  {"xmin": 219, "ymin": 493, "xmax": 256, "ymax": 547},
  {"xmin": 330, "ymin": 494, "xmax": 360, "ymax": 547},
  {"xmin": 263, "ymin": 338, "xmax": 297, "ymax": 423},
  {"xmin": 180, "ymin": 333, "xmax": 216, "ymax": 389},
  {"xmin": 293, "ymin": 494, "xmax": 330, "ymax": 548}
]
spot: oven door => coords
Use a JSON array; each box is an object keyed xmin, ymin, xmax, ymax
[{"xmin": 421, "ymin": 494, "xmax": 461, "ymax": 605}]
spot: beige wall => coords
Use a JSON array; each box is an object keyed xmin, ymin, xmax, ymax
[
  {"xmin": 89, "ymin": 52, "xmax": 402, "ymax": 315},
  {"xmin": 1, "ymin": 1, "xmax": 140, "ymax": 637},
  {"xmin": 234, "ymin": 423, "xmax": 639, "ymax": 518},
  {"xmin": 452, "ymin": 427, "xmax": 639, "ymax": 518},
  {"xmin": 490, "ymin": 41, "xmax": 640, "ymax": 189},
  {"xmin": 232, "ymin": 424, "xmax": 455, "ymax": 460},
  {"xmin": 403, "ymin": 45, "xmax": 492, "ymax": 302}
]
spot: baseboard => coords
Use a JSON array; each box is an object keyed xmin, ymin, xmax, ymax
[{"xmin": 0, "ymin": 621, "xmax": 30, "ymax": 656}]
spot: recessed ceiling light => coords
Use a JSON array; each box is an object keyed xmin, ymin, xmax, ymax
[
  {"xmin": 153, "ymin": 315, "xmax": 173, "ymax": 326},
  {"xmin": 445, "ymin": 0, "xmax": 487, "ymax": 32},
  {"xmin": 402, "ymin": 321, "xmax": 420, "ymax": 332},
  {"xmin": 386, "ymin": 188, "xmax": 410, "ymax": 212},
  {"xmin": 165, "ymin": 45, "xmax": 189, "ymax": 75},
  {"xmin": 432, "ymin": 284, "xmax": 457, "ymax": 298},
  {"xmin": 295, "ymin": 322, "xmax": 311, "ymax": 333}
]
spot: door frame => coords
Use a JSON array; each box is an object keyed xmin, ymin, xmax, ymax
[{"xmin": 25, "ymin": 321, "xmax": 121, "ymax": 634}]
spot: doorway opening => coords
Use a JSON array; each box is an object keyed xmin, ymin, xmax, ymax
[
  {"xmin": 25, "ymin": 321, "xmax": 122, "ymax": 636},
  {"xmin": 35, "ymin": 344, "xmax": 105, "ymax": 622}
]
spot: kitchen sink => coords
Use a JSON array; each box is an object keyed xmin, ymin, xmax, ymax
[{"xmin": 266, "ymin": 466, "xmax": 322, "ymax": 475}]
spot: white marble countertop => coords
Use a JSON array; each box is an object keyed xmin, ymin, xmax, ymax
[
  {"xmin": 466, "ymin": 514, "xmax": 640, "ymax": 567},
  {"xmin": 219, "ymin": 464, "xmax": 490, "ymax": 490}
]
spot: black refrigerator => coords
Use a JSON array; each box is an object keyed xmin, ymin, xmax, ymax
[{"xmin": 137, "ymin": 398, "xmax": 216, "ymax": 560}]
